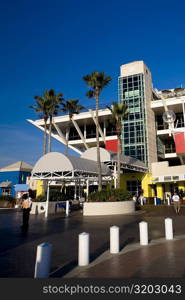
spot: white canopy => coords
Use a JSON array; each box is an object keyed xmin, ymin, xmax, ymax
[{"xmin": 32, "ymin": 152, "xmax": 111, "ymax": 180}]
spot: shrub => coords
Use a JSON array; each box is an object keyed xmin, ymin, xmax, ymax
[
  {"xmin": 34, "ymin": 190, "xmax": 68, "ymax": 202},
  {"xmin": 34, "ymin": 194, "xmax": 46, "ymax": 202},
  {"xmin": 0, "ymin": 195, "xmax": 16, "ymax": 202},
  {"xmin": 88, "ymin": 188, "xmax": 132, "ymax": 202}
]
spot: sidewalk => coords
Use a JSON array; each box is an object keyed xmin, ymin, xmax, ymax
[{"xmin": 64, "ymin": 207, "xmax": 185, "ymax": 278}]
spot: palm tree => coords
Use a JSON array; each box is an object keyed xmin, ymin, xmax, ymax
[
  {"xmin": 30, "ymin": 95, "xmax": 50, "ymax": 154},
  {"xmin": 83, "ymin": 72, "xmax": 111, "ymax": 191},
  {"xmin": 46, "ymin": 89, "xmax": 64, "ymax": 152},
  {"xmin": 62, "ymin": 99, "xmax": 84, "ymax": 153},
  {"xmin": 108, "ymin": 102, "xmax": 128, "ymax": 188}
]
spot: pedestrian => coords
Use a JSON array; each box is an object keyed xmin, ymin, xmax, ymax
[
  {"xmin": 172, "ymin": 192, "xmax": 181, "ymax": 214},
  {"xmin": 21, "ymin": 192, "xmax": 32, "ymax": 231},
  {"xmin": 132, "ymin": 195, "xmax": 137, "ymax": 203}
]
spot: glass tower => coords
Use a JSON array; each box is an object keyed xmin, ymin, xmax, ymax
[
  {"xmin": 118, "ymin": 61, "xmax": 157, "ymax": 168},
  {"xmin": 119, "ymin": 73, "xmax": 147, "ymax": 164}
]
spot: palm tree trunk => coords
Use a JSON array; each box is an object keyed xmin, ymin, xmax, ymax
[
  {"xmin": 44, "ymin": 120, "xmax": 47, "ymax": 155},
  {"xmin": 48, "ymin": 115, "xmax": 52, "ymax": 152},
  {"xmin": 117, "ymin": 136, "xmax": 121, "ymax": 188},
  {"xmin": 95, "ymin": 91, "xmax": 102, "ymax": 191},
  {"xmin": 117, "ymin": 121, "xmax": 122, "ymax": 189}
]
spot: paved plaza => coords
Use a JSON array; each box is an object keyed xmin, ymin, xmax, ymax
[{"xmin": 0, "ymin": 206, "xmax": 185, "ymax": 278}]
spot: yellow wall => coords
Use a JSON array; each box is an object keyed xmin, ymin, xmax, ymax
[
  {"xmin": 178, "ymin": 182, "xmax": 185, "ymax": 191},
  {"xmin": 36, "ymin": 180, "xmax": 44, "ymax": 197},
  {"xmin": 120, "ymin": 172, "xmax": 153, "ymax": 197},
  {"xmin": 156, "ymin": 183, "xmax": 163, "ymax": 199}
]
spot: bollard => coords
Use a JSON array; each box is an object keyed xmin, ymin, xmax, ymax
[
  {"xmin": 165, "ymin": 218, "xmax": 173, "ymax": 240},
  {"xmin": 110, "ymin": 226, "xmax": 119, "ymax": 254},
  {"xmin": 167, "ymin": 197, "xmax": 170, "ymax": 206},
  {"xmin": 34, "ymin": 243, "xmax": 52, "ymax": 278},
  {"xmin": 66, "ymin": 200, "xmax": 69, "ymax": 217},
  {"xmin": 78, "ymin": 232, "xmax": 89, "ymax": 266},
  {"xmin": 154, "ymin": 197, "xmax": 157, "ymax": 206},
  {"xmin": 139, "ymin": 221, "xmax": 148, "ymax": 245}
]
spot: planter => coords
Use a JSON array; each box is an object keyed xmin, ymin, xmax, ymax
[
  {"xmin": 83, "ymin": 200, "xmax": 135, "ymax": 216},
  {"xmin": 30, "ymin": 201, "xmax": 65, "ymax": 215},
  {"xmin": 0, "ymin": 201, "xmax": 15, "ymax": 208}
]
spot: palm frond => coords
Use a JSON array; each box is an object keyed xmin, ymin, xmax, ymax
[{"xmin": 86, "ymin": 90, "xmax": 94, "ymax": 98}]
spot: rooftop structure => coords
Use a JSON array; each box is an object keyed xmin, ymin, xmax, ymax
[{"xmin": 28, "ymin": 61, "xmax": 185, "ymax": 200}]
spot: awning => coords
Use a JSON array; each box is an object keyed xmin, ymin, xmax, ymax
[
  {"xmin": 32, "ymin": 152, "xmax": 112, "ymax": 180},
  {"xmin": 14, "ymin": 184, "xmax": 29, "ymax": 192},
  {"xmin": 0, "ymin": 181, "xmax": 12, "ymax": 188}
]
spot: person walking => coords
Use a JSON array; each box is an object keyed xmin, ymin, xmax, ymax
[
  {"xmin": 21, "ymin": 191, "xmax": 32, "ymax": 231},
  {"xmin": 172, "ymin": 192, "xmax": 181, "ymax": 214}
]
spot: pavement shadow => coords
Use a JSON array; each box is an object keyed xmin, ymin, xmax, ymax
[{"xmin": 50, "ymin": 259, "xmax": 78, "ymax": 277}]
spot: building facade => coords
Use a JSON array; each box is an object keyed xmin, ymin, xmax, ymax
[
  {"xmin": 28, "ymin": 61, "xmax": 185, "ymax": 201},
  {"xmin": 0, "ymin": 161, "xmax": 32, "ymax": 197}
]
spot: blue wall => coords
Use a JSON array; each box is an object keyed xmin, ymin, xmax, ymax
[{"xmin": 0, "ymin": 171, "xmax": 31, "ymax": 197}]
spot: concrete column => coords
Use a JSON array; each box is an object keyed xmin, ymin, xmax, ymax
[
  {"xmin": 165, "ymin": 218, "xmax": 173, "ymax": 240},
  {"xmin": 139, "ymin": 221, "xmax": 148, "ymax": 245},
  {"xmin": 110, "ymin": 226, "xmax": 119, "ymax": 254},
  {"xmin": 78, "ymin": 232, "xmax": 89, "ymax": 266},
  {"xmin": 34, "ymin": 243, "xmax": 52, "ymax": 278}
]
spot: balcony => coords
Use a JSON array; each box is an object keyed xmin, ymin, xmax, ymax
[
  {"xmin": 157, "ymin": 122, "xmax": 184, "ymax": 131},
  {"xmin": 152, "ymin": 88, "xmax": 185, "ymax": 101}
]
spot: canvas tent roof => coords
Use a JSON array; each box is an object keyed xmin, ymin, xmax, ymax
[
  {"xmin": 32, "ymin": 152, "xmax": 111, "ymax": 179},
  {"xmin": 0, "ymin": 181, "xmax": 12, "ymax": 188},
  {"xmin": 0, "ymin": 161, "xmax": 33, "ymax": 172}
]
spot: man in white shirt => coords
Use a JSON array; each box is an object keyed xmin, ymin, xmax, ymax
[{"xmin": 172, "ymin": 192, "xmax": 181, "ymax": 214}]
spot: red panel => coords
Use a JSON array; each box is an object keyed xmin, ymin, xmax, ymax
[
  {"xmin": 105, "ymin": 139, "xmax": 118, "ymax": 152},
  {"xmin": 174, "ymin": 132, "xmax": 185, "ymax": 154}
]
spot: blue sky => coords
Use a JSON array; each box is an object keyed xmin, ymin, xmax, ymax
[{"xmin": 0, "ymin": 0, "xmax": 185, "ymax": 168}]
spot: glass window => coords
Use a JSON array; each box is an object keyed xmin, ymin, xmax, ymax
[
  {"xmin": 127, "ymin": 180, "xmax": 141, "ymax": 195},
  {"xmin": 133, "ymin": 76, "xmax": 139, "ymax": 82}
]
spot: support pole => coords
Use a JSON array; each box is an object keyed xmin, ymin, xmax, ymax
[
  {"xmin": 165, "ymin": 218, "xmax": 173, "ymax": 240},
  {"xmin": 34, "ymin": 243, "xmax": 52, "ymax": 278},
  {"xmin": 45, "ymin": 181, "xmax": 50, "ymax": 218},
  {"xmin": 139, "ymin": 221, "xmax": 148, "ymax": 245},
  {"xmin": 110, "ymin": 226, "xmax": 119, "ymax": 254},
  {"xmin": 78, "ymin": 232, "xmax": 89, "ymax": 266},
  {"xmin": 114, "ymin": 164, "xmax": 117, "ymax": 189},
  {"xmin": 74, "ymin": 181, "xmax": 77, "ymax": 200},
  {"xmin": 86, "ymin": 179, "xmax": 89, "ymax": 201},
  {"xmin": 66, "ymin": 200, "xmax": 69, "ymax": 217}
]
